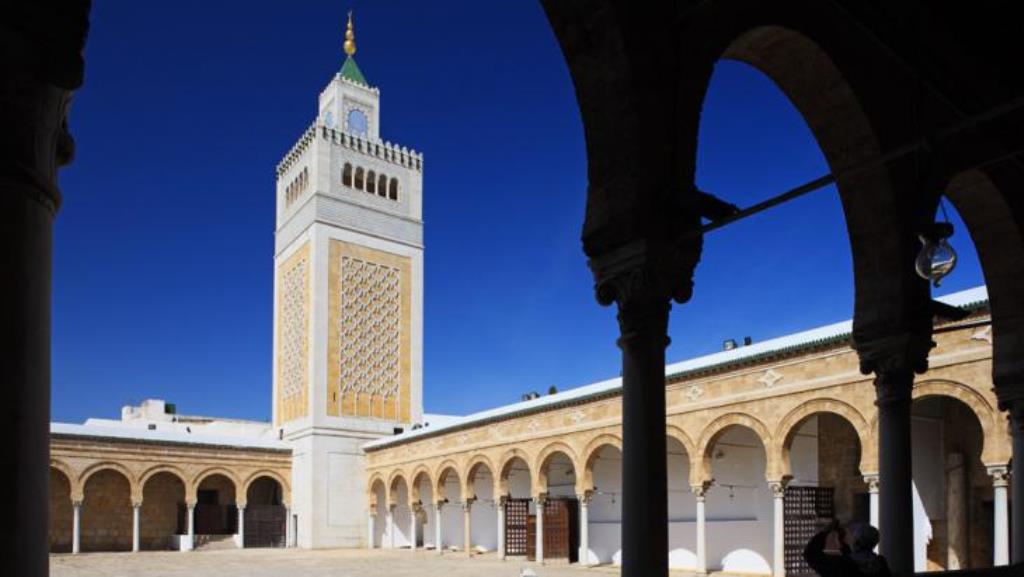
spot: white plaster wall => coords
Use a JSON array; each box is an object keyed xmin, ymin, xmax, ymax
[
  {"xmin": 440, "ymin": 477, "xmax": 462, "ymax": 550},
  {"xmin": 912, "ymin": 415, "xmax": 943, "ymax": 571}
]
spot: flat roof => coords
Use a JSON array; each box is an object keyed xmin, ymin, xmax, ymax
[
  {"xmin": 50, "ymin": 422, "xmax": 291, "ymax": 452},
  {"xmin": 364, "ymin": 285, "xmax": 989, "ymax": 451}
]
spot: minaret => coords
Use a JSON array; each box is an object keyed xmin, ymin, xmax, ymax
[{"xmin": 272, "ymin": 11, "xmax": 424, "ymax": 548}]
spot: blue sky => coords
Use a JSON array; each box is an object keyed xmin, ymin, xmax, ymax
[{"xmin": 52, "ymin": 1, "xmax": 984, "ymax": 423}]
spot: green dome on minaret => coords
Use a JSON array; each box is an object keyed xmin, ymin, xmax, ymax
[{"xmin": 339, "ymin": 11, "xmax": 368, "ymax": 85}]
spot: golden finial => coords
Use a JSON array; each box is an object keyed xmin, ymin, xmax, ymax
[{"xmin": 343, "ymin": 10, "xmax": 356, "ymax": 56}]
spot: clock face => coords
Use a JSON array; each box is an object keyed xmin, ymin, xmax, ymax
[
  {"xmin": 324, "ymin": 111, "xmax": 335, "ymax": 128},
  {"xmin": 347, "ymin": 108, "xmax": 368, "ymax": 136}
]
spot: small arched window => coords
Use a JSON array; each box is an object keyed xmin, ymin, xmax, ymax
[
  {"xmin": 367, "ymin": 170, "xmax": 376, "ymax": 194},
  {"xmin": 354, "ymin": 167, "xmax": 364, "ymax": 190},
  {"xmin": 342, "ymin": 163, "xmax": 353, "ymax": 187},
  {"xmin": 377, "ymin": 174, "xmax": 387, "ymax": 196},
  {"xmin": 388, "ymin": 178, "xmax": 399, "ymax": 201}
]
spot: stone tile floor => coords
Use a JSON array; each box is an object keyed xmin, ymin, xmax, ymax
[{"xmin": 51, "ymin": 548, "xmax": 657, "ymax": 577}]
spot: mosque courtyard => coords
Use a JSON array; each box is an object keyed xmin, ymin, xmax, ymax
[{"xmin": 50, "ymin": 548, "xmax": 656, "ymax": 577}]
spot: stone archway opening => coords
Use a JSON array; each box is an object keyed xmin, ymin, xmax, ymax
[
  {"xmin": 245, "ymin": 476, "xmax": 285, "ymax": 549},
  {"xmin": 499, "ymin": 456, "xmax": 533, "ymax": 559},
  {"xmin": 466, "ymin": 462, "xmax": 497, "ymax": 554},
  {"xmin": 537, "ymin": 450, "xmax": 579, "ymax": 563},
  {"xmin": 667, "ymin": 436, "xmax": 697, "ymax": 570},
  {"xmin": 49, "ymin": 468, "xmax": 73, "ymax": 553},
  {"xmin": 389, "ymin": 476, "xmax": 412, "ymax": 548},
  {"xmin": 437, "ymin": 467, "xmax": 462, "ymax": 552},
  {"xmin": 706, "ymin": 425, "xmax": 771, "ymax": 575},
  {"xmin": 911, "ymin": 395, "xmax": 990, "ymax": 571},
  {"xmin": 81, "ymin": 469, "xmax": 133, "ymax": 552},
  {"xmin": 370, "ymin": 479, "xmax": 387, "ymax": 548},
  {"xmin": 584, "ymin": 444, "xmax": 622, "ymax": 566},
  {"xmin": 194, "ymin": 474, "xmax": 237, "ymax": 544},
  {"xmin": 140, "ymin": 472, "xmax": 186, "ymax": 551}
]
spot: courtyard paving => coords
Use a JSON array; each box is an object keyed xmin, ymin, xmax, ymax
[{"xmin": 51, "ymin": 548, "xmax": 655, "ymax": 577}]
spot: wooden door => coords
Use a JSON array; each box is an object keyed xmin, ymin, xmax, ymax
[
  {"xmin": 544, "ymin": 498, "xmax": 571, "ymax": 560},
  {"xmin": 505, "ymin": 498, "xmax": 530, "ymax": 557},
  {"xmin": 244, "ymin": 504, "xmax": 286, "ymax": 548}
]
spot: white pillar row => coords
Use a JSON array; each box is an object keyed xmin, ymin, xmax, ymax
[
  {"xmin": 578, "ymin": 492, "xmax": 591, "ymax": 566},
  {"xmin": 386, "ymin": 506, "xmax": 396, "ymax": 549},
  {"xmin": 184, "ymin": 503, "xmax": 195, "ymax": 551},
  {"xmin": 410, "ymin": 504, "xmax": 419, "ymax": 551},
  {"xmin": 367, "ymin": 510, "xmax": 375, "ymax": 549},
  {"xmin": 435, "ymin": 502, "xmax": 444, "ymax": 554},
  {"xmin": 497, "ymin": 496, "xmax": 507, "ymax": 560},
  {"xmin": 132, "ymin": 502, "xmax": 141, "ymax": 552},
  {"xmin": 769, "ymin": 480, "xmax": 789, "ymax": 577},
  {"xmin": 692, "ymin": 483, "xmax": 710, "ymax": 575},
  {"xmin": 990, "ymin": 466, "xmax": 1010, "ymax": 566},
  {"xmin": 463, "ymin": 499, "xmax": 474, "ymax": 556},
  {"xmin": 237, "ymin": 506, "xmax": 245, "ymax": 549},
  {"xmin": 535, "ymin": 494, "xmax": 546, "ymax": 564},
  {"xmin": 72, "ymin": 500, "xmax": 81, "ymax": 555}
]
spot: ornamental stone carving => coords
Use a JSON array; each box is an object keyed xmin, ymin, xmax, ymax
[{"xmin": 276, "ymin": 244, "xmax": 310, "ymax": 424}]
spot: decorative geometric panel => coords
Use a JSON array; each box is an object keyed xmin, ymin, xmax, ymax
[
  {"xmin": 339, "ymin": 257, "xmax": 401, "ymax": 419},
  {"xmin": 275, "ymin": 244, "xmax": 309, "ymax": 425},
  {"xmin": 328, "ymin": 239, "xmax": 411, "ymax": 423}
]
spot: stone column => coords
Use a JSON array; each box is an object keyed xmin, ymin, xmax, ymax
[
  {"xmin": 590, "ymin": 243, "xmax": 690, "ymax": 577},
  {"xmin": 990, "ymin": 466, "xmax": 1010, "ymax": 566},
  {"xmin": 284, "ymin": 507, "xmax": 292, "ymax": 548},
  {"xmin": 184, "ymin": 502, "xmax": 195, "ymax": 551},
  {"xmin": 497, "ymin": 496, "xmax": 507, "ymax": 560},
  {"xmin": 769, "ymin": 480, "xmax": 789, "ymax": 577},
  {"xmin": 386, "ymin": 505, "xmax": 396, "ymax": 549},
  {"xmin": 1, "ymin": 5, "xmax": 90, "ymax": 574},
  {"xmin": 132, "ymin": 502, "xmax": 141, "ymax": 552},
  {"xmin": 237, "ymin": 506, "xmax": 246, "ymax": 549},
  {"xmin": 946, "ymin": 453, "xmax": 967, "ymax": 570},
  {"xmin": 692, "ymin": 483, "xmax": 710, "ymax": 575},
  {"xmin": 535, "ymin": 494, "xmax": 546, "ymax": 564},
  {"xmin": 857, "ymin": 337, "xmax": 929, "ymax": 577},
  {"xmin": 410, "ymin": 503, "xmax": 420, "ymax": 551},
  {"xmin": 462, "ymin": 499, "xmax": 474, "ymax": 556},
  {"xmin": 864, "ymin": 475, "xmax": 880, "ymax": 530},
  {"xmin": 578, "ymin": 492, "xmax": 591, "ymax": 566},
  {"xmin": 435, "ymin": 502, "xmax": 444, "ymax": 554},
  {"xmin": 72, "ymin": 501, "xmax": 81, "ymax": 555}
]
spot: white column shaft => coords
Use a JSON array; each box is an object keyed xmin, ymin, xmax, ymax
[
  {"xmin": 695, "ymin": 497, "xmax": 706, "ymax": 575},
  {"xmin": 72, "ymin": 502, "xmax": 81, "ymax": 554},
  {"xmin": 387, "ymin": 509, "xmax": 395, "ymax": 549},
  {"xmin": 773, "ymin": 493, "xmax": 785, "ymax": 577},
  {"xmin": 579, "ymin": 499, "xmax": 590, "ymax": 566},
  {"xmin": 185, "ymin": 505, "xmax": 195, "ymax": 551},
  {"xmin": 367, "ymin": 512, "xmax": 375, "ymax": 549},
  {"xmin": 994, "ymin": 483, "xmax": 1009, "ymax": 566},
  {"xmin": 435, "ymin": 504, "xmax": 443, "ymax": 554},
  {"xmin": 237, "ymin": 507, "xmax": 245, "ymax": 549},
  {"xmin": 132, "ymin": 505, "xmax": 141, "ymax": 552},
  {"xmin": 497, "ymin": 503, "xmax": 506, "ymax": 560},
  {"xmin": 535, "ymin": 501, "xmax": 544, "ymax": 564},
  {"xmin": 463, "ymin": 504, "xmax": 472, "ymax": 555}
]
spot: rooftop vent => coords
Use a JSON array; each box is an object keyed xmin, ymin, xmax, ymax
[
  {"xmin": 743, "ymin": 336, "xmax": 753, "ymax": 346},
  {"xmin": 723, "ymin": 339, "xmax": 737, "ymax": 351}
]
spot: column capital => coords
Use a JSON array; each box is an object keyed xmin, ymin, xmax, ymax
[
  {"xmin": 534, "ymin": 492, "xmax": 548, "ymax": 505},
  {"xmin": 71, "ymin": 499, "xmax": 82, "ymax": 508},
  {"xmin": 691, "ymin": 480, "xmax": 713, "ymax": 500},
  {"xmin": 131, "ymin": 499, "xmax": 143, "ymax": 509},
  {"xmin": 576, "ymin": 490, "xmax": 593, "ymax": 505},
  {"xmin": 185, "ymin": 500, "xmax": 197, "ymax": 509},
  {"xmin": 854, "ymin": 332, "xmax": 933, "ymax": 387},
  {"xmin": 497, "ymin": 495, "xmax": 508, "ymax": 506},
  {"xmin": 461, "ymin": 497, "xmax": 475, "ymax": 511},
  {"xmin": 589, "ymin": 238, "xmax": 699, "ymax": 315},
  {"xmin": 863, "ymin": 474, "xmax": 881, "ymax": 493},
  {"xmin": 768, "ymin": 477, "xmax": 792, "ymax": 498},
  {"xmin": 988, "ymin": 465, "xmax": 1011, "ymax": 488},
  {"xmin": 236, "ymin": 500, "xmax": 247, "ymax": 510}
]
